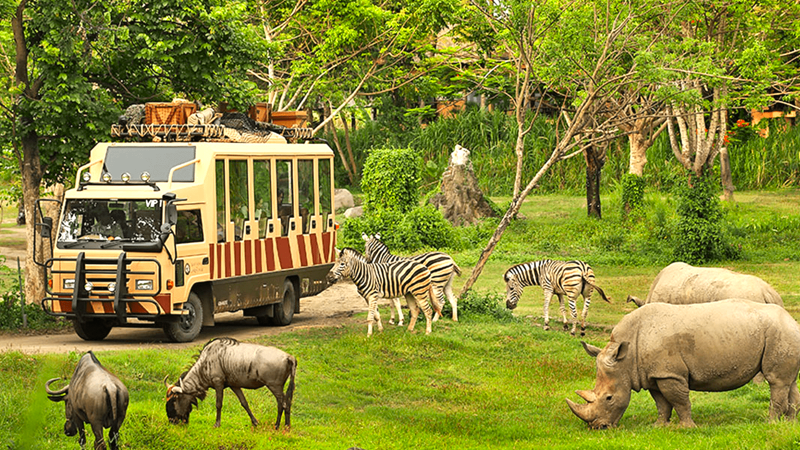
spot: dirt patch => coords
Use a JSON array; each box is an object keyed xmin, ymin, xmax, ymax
[{"xmin": 0, "ymin": 280, "xmax": 376, "ymax": 354}]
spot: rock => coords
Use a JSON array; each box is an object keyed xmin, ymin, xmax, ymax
[
  {"xmin": 428, "ymin": 145, "xmax": 496, "ymax": 226},
  {"xmin": 335, "ymin": 188, "xmax": 355, "ymax": 210},
  {"xmin": 343, "ymin": 206, "xmax": 363, "ymax": 218}
]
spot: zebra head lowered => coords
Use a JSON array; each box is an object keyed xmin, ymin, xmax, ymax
[{"xmin": 504, "ymin": 271, "xmax": 525, "ymax": 310}]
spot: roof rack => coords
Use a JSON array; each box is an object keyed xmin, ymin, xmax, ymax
[{"xmin": 110, "ymin": 123, "xmax": 315, "ymax": 143}]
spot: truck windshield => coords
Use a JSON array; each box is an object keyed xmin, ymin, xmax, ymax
[{"xmin": 57, "ymin": 199, "xmax": 162, "ymax": 248}]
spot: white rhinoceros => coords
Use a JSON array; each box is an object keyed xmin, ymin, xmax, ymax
[
  {"xmin": 567, "ymin": 299, "xmax": 800, "ymax": 429},
  {"xmin": 627, "ymin": 262, "xmax": 783, "ymax": 307}
]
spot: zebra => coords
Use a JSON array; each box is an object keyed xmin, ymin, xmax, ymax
[
  {"xmin": 362, "ymin": 233, "xmax": 461, "ymax": 324},
  {"xmin": 504, "ymin": 259, "xmax": 611, "ymax": 336},
  {"xmin": 326, "ymin": 248, "xmax": 441, "ymax": 336}
]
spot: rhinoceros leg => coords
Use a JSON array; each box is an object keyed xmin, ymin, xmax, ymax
[
  {"xmin": 766, "ymin": 378, "xmax": 800, "ymax": 421},
  {"xmin": 655, "ymin": 378, "xmax": 696, "ymax": 428},
  {"xmin": 649, "ymin": 389, "xmax": 674, "ymax": 426}
]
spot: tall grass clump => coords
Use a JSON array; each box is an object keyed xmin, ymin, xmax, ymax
[{"xmin": 728, "ymin": 122, "xmax": 800, "ymax": 189}]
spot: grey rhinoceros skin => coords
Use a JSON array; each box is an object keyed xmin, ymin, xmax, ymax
[
  {"xmin": 627, "ymin": 262, "xmax": 783, "ymax": 307},
  {"xmin": 567, "ymin": 299, "xmax": 800, "ymax": 429}
]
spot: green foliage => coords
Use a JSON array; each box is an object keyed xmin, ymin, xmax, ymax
[
  {"xmin": 621, "ymin": 173, "xmax": 645, "ymax": 221},
  {"xmin": 673, "ymin": 176, "xmax": 740, "ymax": 264},
  {"xmin": 0, "ymin": 265, "xmax": 67, "ymax": 331},
  {"xmin": 456, "ymin": 290, "xmax": 516, "ymax": 322},
  {"xmin": 361, "ymin": 147, "xmax": 422, "ymax": 213},
  {"xmin": 339, "ymin": 205, "xmax": 458, "ymax": 253}
]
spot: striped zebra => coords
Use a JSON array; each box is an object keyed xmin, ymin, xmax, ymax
[
  {"xmin": 326, "ymin": 248, "xmax": 441, "ymax": 336},
  {"xmin": 504, "ymin": 259, "xmax": 611, "ymax": 336},
  {"xmin": 362, "ymin": 233, "xmax": 461, "ymax": 324}
]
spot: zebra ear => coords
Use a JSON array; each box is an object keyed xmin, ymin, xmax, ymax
[
  {"xmin": 361, "ymin": 233, "xmax": 368, "ymax": 241},
  {"xmin": 375, "ymin": 232, "xmax": 381, "ymax": 240}
]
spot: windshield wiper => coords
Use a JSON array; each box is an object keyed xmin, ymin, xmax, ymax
[{"xmin": 62, "ymin": 239, "xmax": 106, "ymax": 248}]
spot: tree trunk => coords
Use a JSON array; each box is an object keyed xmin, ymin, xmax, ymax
[
  {"xmin": 460, "ymin": 152, "xmax": 561, "ymax": 297},
  {"xmin": 324, "ymin": 103, "xmax": 355, "ymax": 185},
  {"xmin": 512, "ymin": 126, "xmax": 525, "ymax": 199},
  {"xmin": 21, "ymin": 133, "xmax": 44, "ymax": 305},
  {"xmin": 719, "ymin": 146, "xmax": 735, "ymax": 201},
  {"xmin": 585, "ymin": 144, "xmax": 604, "ymax": 219},
  {"xmin": 341, "ymin": 110, "xmax": 358, "ymax": 181},
  {"xmin": 628, "ymin": 132, "xmax": 647, "ymax": 176}
]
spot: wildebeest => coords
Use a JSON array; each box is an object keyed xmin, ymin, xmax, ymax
[
  {"xmin": 567, "ymin": 299, "xmax": 800, "ymax": 429},
  {"xmin": 45, "ymin": 351, "xmax": 129, "ymax": 450},
  {"xmin": 165, "ymin": 337, "xmax": 296, "ymax": 429},
  {"xmin": 626, "ymin": 262, "xmax": 783, "ymax": 307}
]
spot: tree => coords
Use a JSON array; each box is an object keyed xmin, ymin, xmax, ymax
[
  {"xmin": 2, "ymin": 0, "xmax": 265, "ymax": 304},
  {"xmin": 456, "ymin": 0, "xmax": 670, "ymax": 295}
]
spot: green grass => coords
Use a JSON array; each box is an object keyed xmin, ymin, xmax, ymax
[
  {"xmin": 3, "ymin": 190, "xmax": 800, "ymax": 449},
  {"xmin": 3, "ymin": 320, "xmax": 800, "ymax": 449}
]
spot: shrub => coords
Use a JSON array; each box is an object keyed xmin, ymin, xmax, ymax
[
  {"xmin": 456, "ymin": 291, "xmax": 516, "ymax": 322},
  {"xmin": 361, "ymin": 148, "xmax": 422, "ymax": 213},
  {"xmin": 339, "ymin": 205, "xmax": 458, "ymax": 253},
  {"xmin": 621, "ymin": 173, "xmax": 645, "ymax": 221},
  {"xmin": 673, "ymin": 176, "xmax": 741, "ymax": 264},
  {"xmin": 0, "ymin": 265, "xmax": 67, "ymax": 331}
]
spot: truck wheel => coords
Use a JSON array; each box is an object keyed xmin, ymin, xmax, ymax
[
  {"xmin": 73, "ymin": 319, "xmax": 112, "ymax": 341},
  {"xmin": 163, "ymin": 292, "xmax": 203, "ymax": 343},
  {"xmin": 272, "ymin": 280, "xmax": 295, "ymax": 326}
]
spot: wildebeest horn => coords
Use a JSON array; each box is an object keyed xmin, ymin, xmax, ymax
[
  {"xmin": 163, "ymin": 375, "xmax": 171, "ymax": 388},
  {"xmin": 45, "ymin": 377, "xmax": 69, "ymax": 396}
]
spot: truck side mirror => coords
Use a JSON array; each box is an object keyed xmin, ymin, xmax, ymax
[
  {"xmin": 40, "ymin": 217, "xmax": 53, "ymax": 238},
  {"xmin": 166, "ymin": 203, "xmax": 178, "ymax": 226}
]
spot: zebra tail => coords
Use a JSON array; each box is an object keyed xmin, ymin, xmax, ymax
[
  {"xmin": 583, "ymin": 275, "xmax": 611, "ymax": 303},
  {"xmin": 453, "ymin": 263, "xmax": 462, "ymax": 277}
]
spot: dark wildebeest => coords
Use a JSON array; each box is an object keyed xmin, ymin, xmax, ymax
[
  {"xmin": 45, "ymin": 351, "xmax": 129, "ymax": 450},
  {"xmin": 165, "ymin": 337, "xmax": 296, "ymax": 429}
]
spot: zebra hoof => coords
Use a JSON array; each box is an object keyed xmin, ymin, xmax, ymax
[
  {"xmin": 580, "ymin": 330, "xmax": 586, "ymax": 337},
  {"xmin": 543, "ymin": 324, "xmax": 550, "ymax": 331},
  {"xmin": 563, "ymin": 323, "xmax": 569, "ymax": 331}
]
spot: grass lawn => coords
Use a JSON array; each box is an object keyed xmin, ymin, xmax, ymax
[{"xmin": 2, "ymin": 190, "xmax": 800, "ymax": 449}]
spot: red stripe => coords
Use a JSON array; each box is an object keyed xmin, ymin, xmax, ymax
[
  {"xmin": 276, "ymin": 237, "xmax": 293, "ymax": 269},
  {"xmin": 296, "ymin": 235, "xmax": 308, "ymax": 266},
  {"xmin": 245, "ymin": 240, "xmax": 252, "ymax": 274},
  {"xmin": 310, "ymin": 233, "xmax": 322, "ymax": 265},
  {"xmin": 225, "ymin": 242, "xmax": 232, "ymax": 278},
  {"xmin": 255, "ymin": 239, "xmax": 263, "ymax": 273},
  {"xmin": 209, "ymin": 244, "xmax": 215, "ymax": 280},
  {"xmin": 329, "ymin": 232, "xmax": 337, "ymax": 261},
  {"xmin": 322, "ymin": 232, "xmax": 331, "ymax": 263},
  {"xmin": 266, "ymin": 238, "xmax": 276, "ymax": 271},
  {"xmin": 234, "ymin": 241, "xmax": 242, "ymax": 276},
  {"xmin": 217, "ymin": 244, "xmax": 223, "ymax": 278}
]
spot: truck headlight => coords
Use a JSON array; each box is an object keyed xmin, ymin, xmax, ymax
[
  {"xmin": 63, "ymin": 279, "xmax": 75, "ymax": 290},
  {"xmin": 136, "ymin": 280, "xmax": 153, "ymax": 291}
]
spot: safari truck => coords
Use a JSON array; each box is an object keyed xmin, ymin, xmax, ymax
[{"xmin": 36, "ymin": 110, "xmax": 336, "ymax": 342}]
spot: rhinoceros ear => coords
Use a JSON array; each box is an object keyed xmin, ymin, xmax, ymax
[
  {"xmin": 581, "ymin": 341, "xmax": 603, "ymax": 358},
  {"xmin": 606, "ymin": 341, "xmax": 629, "ymax": 362}
]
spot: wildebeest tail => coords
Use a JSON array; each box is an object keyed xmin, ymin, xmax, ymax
[
  {"xmin": 103, "ymin": 385, "xmax": 117, "ymax": 429},
  {"xmin": 582, "ymin": 275, "xmax": 611, "ymax": 303},
  {"xmin": 284, "ymin": 356, "xmax": 297, "ymax": 410}
]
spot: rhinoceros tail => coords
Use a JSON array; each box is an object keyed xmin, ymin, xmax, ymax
[{"xmin": 583, "ymin": 275, "xmax": 611, "ymax": 303}]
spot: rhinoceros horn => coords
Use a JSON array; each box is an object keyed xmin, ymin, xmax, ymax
[
  {"xmin": 567, "ymin": 389, "xmax": 598, "ymax": 424},
  {"xmin": 566, "ymin": 398, "xmax": 594, "ymax": 423}
]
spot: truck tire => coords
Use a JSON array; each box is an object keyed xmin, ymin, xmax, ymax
[
  {"xmin": 272, "ymin": 280, "xmax": 295, "ymax": 326},
  {"xmin": 163, "ymin": 292, "xmax": 203, "ymax": 343},
  {"xmin": 73, "ymin": 319, "xmax": 112, "ymax": 341}
]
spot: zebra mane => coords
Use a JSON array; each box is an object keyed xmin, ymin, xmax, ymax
[{"xmin": 339, "ymin": 247, "xmax": 368, "ymax": 261}]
